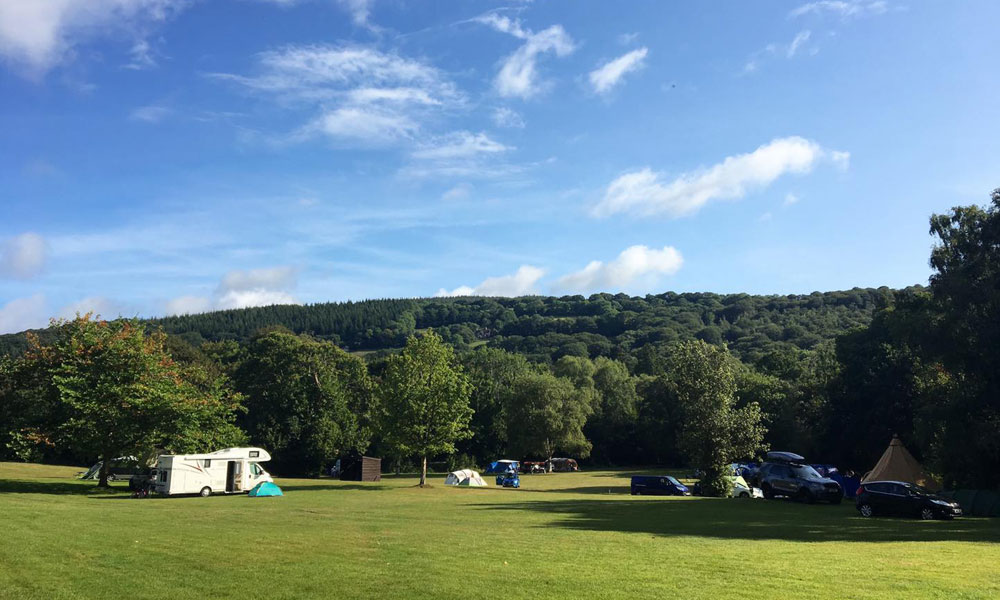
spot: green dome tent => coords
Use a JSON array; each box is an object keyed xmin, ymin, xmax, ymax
[{"xmin": 248, "ymin": 482, "xmax": 283, "ymax": 497}]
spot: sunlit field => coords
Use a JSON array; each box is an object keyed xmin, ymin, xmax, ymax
[{"xmin": 1, "ymin": 462, "xmax": 997, "ymax": 600}]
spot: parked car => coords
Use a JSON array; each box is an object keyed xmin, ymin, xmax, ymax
[
  {"xmin": 631, "ymin": 475, "xmax": 691, "ymax": 496},
  {"xmin": 855, "ymin": 481, "xmax": 962, "ymax": 520},
  {"xmin": 755, "ymin": 458, "xmax": 842, "ymax": 504}
]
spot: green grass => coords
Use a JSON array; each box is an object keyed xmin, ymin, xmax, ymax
[{"xmin": 1, "ymin": 462, "xmax": 998, "ymax": 600}]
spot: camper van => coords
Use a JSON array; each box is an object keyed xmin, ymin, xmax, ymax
[{"xmin": 153, "ymin": 447, "xmax": 273, "ymax": 497}]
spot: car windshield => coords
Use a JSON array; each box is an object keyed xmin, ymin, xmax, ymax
[
  {"xmin": 789, "ymin": 465, "xmax": 822, "ymax": 479},
  {"xmin": 666, "ymin": 476, "xmax": 681, "ymax": 486}
]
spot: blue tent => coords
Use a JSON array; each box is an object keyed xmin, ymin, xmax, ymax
[
  {"xmin": 248, "ymin": 482, "xmax": 283, "ymax": 497},
  {"xmin": 485, "ymin": 460, "xmax": 519, "ymax": 474}
]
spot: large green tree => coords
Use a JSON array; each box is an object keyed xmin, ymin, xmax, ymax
[
  {"xmin": 460, "ymin": 347, "xmax": 533, "ymax": 465},
  {"xmin": 506, "ymin": 371, "xmax": 593, "ymax": 466},
  {"xmin": 666, "ymin": 340, "xmax": 768, "ymax": 496},
  {"xmin": 233, "ymin": 330, "xmax": 374, "ymax": 476},
  {"xmin": 924, "ymin": 189, "xmax": 1000, "ymax": 487},
  {"xmin": 378, "ymin": 332, "xmax": 472, "ymax": 486},
  {"xmin": 8, "ymin": 316, "xmax": 245, "ymax": 486}
]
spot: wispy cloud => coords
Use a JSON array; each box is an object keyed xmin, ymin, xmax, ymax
[
  {"xmin": 436, "ymin": 265, "xmax": 545, "ymax": 297},
  {"xmin": 784, "ymin": 193, "xmax": 800, "ymax": 206},
  {"xmin": 1, "ymin": 232, "xmax": 48, "ymax": 279},
  {"xmin": 789, "ymin": 1, "xmax": 889, "ymax": 19},
  {"xmin": 411, "ymin": 131, "xmax": 511, "ymax": 160},
  {"xmin": 211, "ymin": 44, "xmax": 462, "ymax": 146},
  {"xmin": 593, "ymin": 137, "xmax": 848, "ymax": 219},
  {"xmin": 129, "ymin": 104, "xmax": 172, "ymax": 123},
  {"xmin": 589, "ymin": 47, "xmax": 648, "ymax": 94},
  {"xmin": 555, "ymin": 245, "xmax": 683, "ymax": 293},
  {"xmin": 0, "ymin": 0, "xmax": 189, "ymax": 78},
  {"xmin": 474, "ymin": 12, "xmax": 575, "ymax": 99},
  {"xmin": 744, "ymin": 30, "xmax": 813, "ymax": 74},
  {"xmin": 492, "ymin": 106, "xmax": 525, "ymax": 128}
]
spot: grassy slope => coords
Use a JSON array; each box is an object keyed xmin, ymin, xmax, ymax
[{"xmin": 1, "ymin": 463, "xmax": 997, "ymax": 600}]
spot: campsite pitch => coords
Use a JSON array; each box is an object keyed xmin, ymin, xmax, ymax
[{"xmin": 1, "ymin": 462, "xmax": 998, "ymax": 600}]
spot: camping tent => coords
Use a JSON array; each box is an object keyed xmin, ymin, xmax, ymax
[
  {"xmin": 445, "ymin": 469, "xmax": 487, "ymax": 487},
  {"xmin": 248, "ymin": 482, "xmax": 283, "ymax": 497},
  {"xmin": 862, "ymin": 435, "xmax": 942, "ymax": 491},
  {"xmin": 485, "ymin": 460, "xmax": 519, "ymax": 474}
]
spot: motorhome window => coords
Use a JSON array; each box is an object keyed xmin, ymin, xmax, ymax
[
  {"xmin": 160, "ymin": 470, "xmax": 168, "ymax": 482},
  {"xmin": 203, "ymin": 460, "xmax": 211, "ymax": 468},
  {"xmin": 250, "ymin": 463, "xmax": 262, "ymax": 476},
  {"xmin": 249, "ymin": 451, "xmax": 260, "ymax": 458}
]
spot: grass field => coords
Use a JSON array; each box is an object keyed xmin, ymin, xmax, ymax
[{"xmin": 1, "ymin": 462, "xmax": 998, "ymax": 600}]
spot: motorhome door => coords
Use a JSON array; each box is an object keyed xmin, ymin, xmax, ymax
[{"xmin": 226, "ymin": 461, "xmax": 243, "ymax": 492}]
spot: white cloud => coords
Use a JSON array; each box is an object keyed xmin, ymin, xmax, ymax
[
  {"xmin": 165, "ymin": 265, "xmax": 301, "ymax": 314},
  {"xmin": 474, "ymin": 13, "xmax": 575, "ymax": 99},
  {"xmin": 217, "ymin": 289, "xmax": 298, "ymax": 310},
  {"xmin": 618, "ymin": 32, "xmax": 639, "ymax": 45},
  {"xmin": 492, "ymin": 106, "xmax": 525, "ymax": 129},
  {"xmin": 0, "ymin": 294, "xmax": 47, "ymax": 334},
  {"xmin": 213, "ymin": 44, "xmax": 461, "ymax": 146},
  {"xmin": 404, "ymin": 131, "xmax": 516, "ymax": 179},
  {"xmin": 436, "ymin": 265, "xmax": 545, "ymax": 297},
  {"xmin": 129, "ymin": 104, "xmax": 172, "ymax": 123},
  {"xmin": 789, "ymin": 1, "xmax": 888, "ymax": 19},
  {"xmin": 164, "ymin": 295, "xmax": 212, "ymax": 316},
  {"xmin": 58, "ymin": 296, "xmax": 127, "ymax": 320},
  {"xmin": 0, "ymin": 0, "xmax": 188, "ymax": 77},
  {"xmin": 593, "ymin": 137, "xmax": 848, "ymax": 218},
  {"xmin": 308, "ymin": 106, "xmax": 417, "ymax": 143},
  {"xmin": 759, "ymin": 212, "xmax": 773, "ymax": 222},
  {"xmin": 784, "ymin": 193, "xmax": 800, "ymax": 206},
  {"xmin": 337, "ymin": 0, "xmax": 379, "ymax": 30},
  {"xmin": 589, "ymin": 47, "xmax": 648, "ymax": 94},
  {"xmin": 411, "ymin": 131, "xmax": 511, "ymax": 160},
  {"xmin": 1, "ymin": 232, "xmax": 48, "ymax": 279},
  {"xmin": 787, "ymin": 30, "xmax": 811, "ymax": 58},
  {"xmin": 743, "ymin": 30, "xmax": 813, "ymax": 74},
  {"xmin": 441, "ymin": 184, "xmax": 472, "ymax": 201},
  {"xmin": 556, "ymin": 245, "xmax": 683, "ymax": 293}
]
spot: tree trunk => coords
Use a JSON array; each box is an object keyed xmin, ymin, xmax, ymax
[
  {"xmin": 419, "ymin": 456, "xmax": 427, "ymax": 487},
  {"xmin": 98, "ymin": 454, "xmax": 111, "ymax": 488}
]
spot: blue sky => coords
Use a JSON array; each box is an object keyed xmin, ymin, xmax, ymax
[{"xmin": 2, "ymin": 0, "xmax": 999, "ymax": 333}]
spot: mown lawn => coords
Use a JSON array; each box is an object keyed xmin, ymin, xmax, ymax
[{"xmin": 1, "ymin": 462, "xmax": 997, "ymax": 600}]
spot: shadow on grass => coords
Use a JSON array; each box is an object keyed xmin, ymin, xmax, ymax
[
  {"xmin": 528, "ymin": 485, "xmax": 632, "ymax": 495},
  {"xmin": 276, "ymin": 483, "xmax": 387, "ymax": 492},
  {"xmin": 474, "ymin": 498, "xmax": 1000, "ymax": 543},
  {"xmin": 0, "ymin": 478, "xmax": 128, "ymax": 496}
]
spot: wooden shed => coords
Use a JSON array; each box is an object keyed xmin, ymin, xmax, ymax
[{"xmin": 339, "ymin": 455, "xmax": 381, "ymax": 482}]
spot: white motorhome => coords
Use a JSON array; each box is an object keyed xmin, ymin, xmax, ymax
[{"xmin": 153, "ymin": 447, "xmax": 273, "ymax": 497}]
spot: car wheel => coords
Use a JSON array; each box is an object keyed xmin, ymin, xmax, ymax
[
  {"xmin": 798, "ymin": 488, "xmax": 815, "ymax": 504},
  {"xmin": 762, "ymin": 484, "xmax": 774, "ymax": 500},
  {"xmin": 199, "ymin": 487, "xmax": 212, "ymax": 497},
  {"xmin": 859, "ymin": 503, "xmax": 874, "ymax": 518},
  {"xmin": 920, "ymin": 507, "xmax": 935, "ymax": 520},
  {"xmin": 739, "ymin": 492, "xmax": 749, "ymax": 499},
  {"xmin": 107, "ymin": 473, "xmax": 117, "ymax": 482}
]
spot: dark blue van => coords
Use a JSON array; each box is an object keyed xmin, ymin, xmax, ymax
[{"xmin": 630, "ymin": 475, "xmax": 691, "ymax": 496}]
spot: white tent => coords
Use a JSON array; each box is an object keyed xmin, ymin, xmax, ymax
[{"xmin": 445, "ymin": 469, "xmax": 487, "ymax": 487}]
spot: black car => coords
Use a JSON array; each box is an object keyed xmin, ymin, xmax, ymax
[
  {"xmin": 855, "ymin": 481, "xmax": 962, "ymax": 520},
  {"xmin": 754, "ymin": 460, "xmax": 842, "ymax": 504}
]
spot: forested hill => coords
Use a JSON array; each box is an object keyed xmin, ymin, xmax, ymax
[{"xmin": 0, "ymin": 287, "xmax": 921, "ymax": 363}]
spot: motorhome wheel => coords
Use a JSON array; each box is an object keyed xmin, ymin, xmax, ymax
[{"xmin": 199, "ymin": 487, "xmax": 212, "ymax": 497}]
